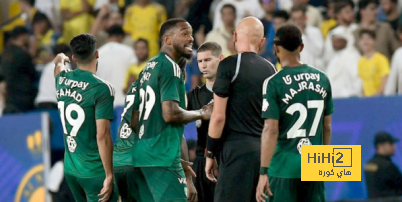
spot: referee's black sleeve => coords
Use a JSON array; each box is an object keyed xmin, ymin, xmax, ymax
[{"xmin": 213, "ymin": 57, "xmax": 236, "ymax": 98}]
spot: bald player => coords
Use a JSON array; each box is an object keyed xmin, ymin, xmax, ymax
[{"xmin": 205, "ymin": 17, "xmax": 277, "ymax": 202}]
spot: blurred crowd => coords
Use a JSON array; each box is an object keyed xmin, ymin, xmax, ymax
[{"xmin": 1, "ymin": 0, "xmax": 402, "ymax": 116}]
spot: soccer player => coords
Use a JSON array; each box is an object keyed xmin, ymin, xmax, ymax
[
  {"xmin": 187, "ymin": 41, "xmax": 224, "ymax": 202},
  {"xmin": 113, "ymin": 80, "xmax": 139, "ymax": 202},
  {"xmin": 205, "ymin": 17, "xmax": 277, "ymax": 202},
  {"xmin": 256, "ymin": 24, "xmax": 334, "ymax": 202},
  {"xmin": 54, "ymin": 34, "xmax": 119, "ymax": 202},
  {"xmin": 129, "ymin": 18, "xmax": 212, "ymax": 202}
]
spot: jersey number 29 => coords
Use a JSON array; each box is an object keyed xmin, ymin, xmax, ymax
[{"xmin": 286, "ymin": 100, "xmax": 324, "ymax": 139}]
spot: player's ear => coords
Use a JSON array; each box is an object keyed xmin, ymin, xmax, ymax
[
  {"xmin": 274, "ymin": 45, "xmax": 280, "ymax": 54},
  {"xmin": 259, "ymin": 37, "xmax": 266, "ymax": 48},
  {"xmin": 165, "ymin": 35, "xmax": 172, "ymax": 45},
  {"xmin": 233, "ymin": 31, "xmax": 237, "ymax": 43},
  {"xmin": 219, "ymin": 54, "xmax": 224, "ymax": 61},
  {"xmin": 95, "ymin": 51, "xmax": 99, "ymax": 59},
  {"xmin": 72, "ymin": 55, "xmax": 77, "ymax": 63},
  {"xmin": 299, "ymin": 44, "xmax": 304, "ymax": 53}
]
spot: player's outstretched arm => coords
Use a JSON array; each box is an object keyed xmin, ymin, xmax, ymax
[
  {"xmin": 208, "ymin": 94, "xmax": 227, "ymax": 139},
  {"xmin": 323, "ymin": 115, "xmax": 332, "ymax": 145},
  {"xmin": 180, "ymin": 135, "xmax": 198, "ymax": 202},
  {"xmin": 53, "ymin": 53, "xmax": 70, "ymax": 78},
  {"xmin": 96, "ymin": 119, "xmax": 114, "ymax": 202},
  {"xmin": 161, "ymin": 100, "xmax": 212, "ymax": 124},
  {"xmin": 256, "ymin": 119, "xmax": 278, "ymax": 202}
]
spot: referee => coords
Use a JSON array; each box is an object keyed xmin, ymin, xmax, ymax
[
  {"xmin": 187, "ymin": 41, "xmax": 224, "ymax": 202},
  {"xmin": 205, "ymin": 17, "xmax": 277, "ymax": 202}
]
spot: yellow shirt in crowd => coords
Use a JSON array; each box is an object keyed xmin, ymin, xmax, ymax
[
  {"xmin": 124, "ymin": 62, "xmax": 147, "ymax": 89},
  {"xmin": 123, "ymin": 3, "xmax": 167, "ymax": 58},
  {"xmin": 358, "ymin": 52, "xmax": 390, "ymax": 96},
  {"xmin": 321, "ymin": 18, "xmax": 337, "ymax": 38},
  {"xmin": 59, "ymin": 0, "xmax": 95, "ymax": 44}
]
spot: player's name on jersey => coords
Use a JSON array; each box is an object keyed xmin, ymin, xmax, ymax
[
  {"xmin": 140, "ymin": 72, "xmax": 152, "ymax": 85},
  {"xmin": 56, "ymin": 88, "xmax": 83, "ymax": 102},
  {"xmin": 301, "ymin": 145, "xmax": 361, "ymax": 181},
  {"xmin": 282, "ymin": 73, "xmax": 327, "ymax": 104}
]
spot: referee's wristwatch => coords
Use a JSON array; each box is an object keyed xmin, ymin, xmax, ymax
[
  {"xmin": 206, "ymin": 151, "xmax": 216, "ymax": 159},
  {"xmin": 259, "ymin": 167, "xmax": 269, "ymax": 175}
]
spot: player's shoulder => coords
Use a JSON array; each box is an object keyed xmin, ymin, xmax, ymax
[
  {"xmin": 218, "ymin": 54, "xmax": 239, "ymax": 69},
  {"xmin": 157, "ymin": 53, "xmax": 182, "ymax": 78},
  {"xmin": 92, "ymin": 74, "xmax": 116, "ymax": 96},
  {"xmin": 127, "ymin": 81, "xmax": 139, "ymax": 95}
]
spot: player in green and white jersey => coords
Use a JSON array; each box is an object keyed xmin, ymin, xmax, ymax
[
  {"xmin": 128, "ymin": 18, "xmax": 212, "ymax": 202},
  {"xmin": 256, "ymin": 24, "xmax": 334, "ymax": 202},
  {"xmin": 113, "ymin": 80, "xmax": 139, "ymax": 202},
  {"xmin": 54, "ymin": 34, "xmax": 118, "ymax": 202}
]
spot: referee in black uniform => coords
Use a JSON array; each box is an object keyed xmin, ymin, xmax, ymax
[
  {"xmin": 187, "ymin": 42, "xmax": 224, "ymax": 202},
  {"xmin": 205, "ymin": 17, "xmax": 277, "ymax": 202}
]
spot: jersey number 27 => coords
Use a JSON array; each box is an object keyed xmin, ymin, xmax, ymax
[{"xmin": 286, "ymin": 100, "xmax": 324, "ymax": 139}]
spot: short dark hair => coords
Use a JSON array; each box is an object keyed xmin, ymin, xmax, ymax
[
  {"xmin": 291, "ymin": 5, "xmax": 307, "ymax": 15},
  {"xmin": 20, "ymin": 0, "xmax": 35, "ymax": 6},
  {"xmin": 334, "ymin": 0, "xmax": 354, "ymax": 15},
  {"xmin": 10, "ymin": 26, "xmax": 29, "ymax": 40},
  {"xmin": 135, "ymin": 38, "xmax": 149, "ymax": 48},
  {"xmin": 159, "ymin": 18, "xmax": 188, "ymax": 44},
  {"xmin": 32, "ymin": 12, "xmax": 52, "ymax": 28},
  {"xmin": 197, "ymin": 41, "xmax": 222, "ymax": 57},
  {"xmin": 221, "ymin": 4, "xmax": 236, "ymax": 14},
  {"xmin": 52, "ymin": 44, "xmax": 71, "ymax": 55},
  {"xmin": 273, "ymin": 10, "xmax": 290, "ymax": 21},
  {"xmin": 107, "ymin": 25, "xmax": 125, "ymax": 37},
  {"xmin": 70, "ymin": 34, "xmax": 97, "ymax": 64},
  {"xmin": 274, "ymin": 24, "xmax": 303, "ymax": 52},
  {"xmin": 359, "ymin": 29, "xmax": 376, "ymax": 39},
  {"xmin": 358, "ymin": 0, "xmax": 378, "ymax": 10}
]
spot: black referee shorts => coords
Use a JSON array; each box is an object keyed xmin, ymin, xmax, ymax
[
  {"xmin": 192, "ymin": 155, "xmax": 216, "ymax": 202},
  {"xmin": 215, "ymin": 136, "xmax": 260, "ymax": 202}
]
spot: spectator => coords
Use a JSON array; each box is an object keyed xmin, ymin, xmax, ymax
[
  {"xmin": 124, "ymin": 38, "xmax": 149, "ymax": 93},
  {"xmin": 205, "ymin": 4, "xmax": 237, "ymax": 57},
  {"xmin": 212, "ymin": 0, "xmax": 265, "ymax": 30},
  {"xmin": 185, "ymin": 54, "xmax": 202, "ymax": 92},
  {"xmin": 123, "ymin": 0, "xmax": 167, "ymax": 58},
  {"xmin": 96, "ymin": 25, "xmax": 137, "ymax": 106},
  {"xmin": 324, "ymin": 0, "xmax": 358, "ymax": 67},
  {"xmin": 0, "ymin": 75, "xmax": 5, "ymax": 117},
  {"xmin": 379, "ymin": 0, "xmax": 401, "ymax": 31},
  {"xmin": 0, "ymin": 26, "xmax": 37, "ymax": 114},
  {"xmin": 259, "ymin": 0, "xmax": 277, "ymax": 63},
  {"xmin": 358, "ymin": 29, "xmax": 390, "ymax": 97},
  {"xmin": 292, "ymin": 0, "xmax": 323, "ymax": 28},
  {"xmin": 364, "ymin": 132, "xmax": 402, "ymax": 199},
  {"xmin": 321, "ymin": 0, "xmax": 338, "ymax": 38},
  {"xmin": 273, "ymin": 10, "xmax": 290, "ymax": 32},
  {"xmin": 30, "ymin": 12, "xmax": 56, "ymax": 64},
  {"xmin": 35, "ymin": 44, "xmax": 71, "ymax": 109},
  {"xmin": 290, "ymin": 5, "xmax": 324, "ymax": 69},
  {"xmin": 326, "ymin": 27, "xmax": 362, "ymax": 98},
  {"xmin": 385, "ymin": 26, "xmax": 402, "ymax": 95},
  {"xmin": 94, "ymin": 0, "xmax": 124, "ymax": 12},
  {"xmin": 90, "ymin": 5, "xmax": 133, "ymax": 48},
  {"xmin": 353, "ymin": 0, "xmax": 400, "ymax": 60},
  {"xmin": 19, "ymin": 0, "xmax": 42, "ymax": 30},
  {"xmin": 59, "ymin": 0, "xmax": 94, "ymax": 43},
  {"xmin": 185, "ymin": 0, "xmax": 213, "ymax": 47},
  {"xmin": 272, "ymin": 10, "xmax": 290, "ymax": 71}
]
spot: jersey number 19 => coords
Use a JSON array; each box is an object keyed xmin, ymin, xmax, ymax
[{"xmin": 58, "ymin": 101, "xmax": 85, "ymax": 153}]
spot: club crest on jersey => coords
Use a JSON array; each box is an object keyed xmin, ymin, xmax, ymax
[
  {"xmin": 67, "ymin": 136, "xmax": 77, "ymax": 153},
  {"xmin": 262, "ymin": 99, "xmax": 269, "ymax": 112},
  {"xmin": 297, "ymin": 138, "xmax": 312, "ymax": 155},
  {"xmin": 139, "ymin": 125, "xmax": 144, "ymax": 139},
  {"xmin": 120, "ymin": 123, "xmax": 132, "ymax": 139}
]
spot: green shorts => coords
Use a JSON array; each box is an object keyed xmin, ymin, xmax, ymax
[
  {"xmin": 114, "ymin": 166, "xmax": 137, "ymax": 202},
  {"xmin": 266, "ymin": 177, "xmax": 325, "ymax": 202},
  {"xmin": 65, "ymin": 173, "xmax": 119, "ymax": 202},
  {"xmin": 128, "ymin": 166, "xmax": 187, "ymax": 202}
]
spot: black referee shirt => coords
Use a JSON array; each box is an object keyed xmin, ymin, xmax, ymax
[
  {"xmin": 187, "ymin": 84, "xmax": 214, "ymax": 156},
  {"xmin": 213, "ymin": 52, "xmax": 276, "ymax": 138}
]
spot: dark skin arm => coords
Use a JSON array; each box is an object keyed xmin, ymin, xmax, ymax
[
  {"xmin": 181, "ymin": 135, "xmax": 197, "ymax": 202},
  {"xmin": 161, "ymin": 100, "xmax": 212, "ymax": 124},
  {"xmin": 130, "ymin": 109, "xmax": 140, "ymax": 132},
  {"xmin": 323, "ymin": 115, "xmax": 332, "ymax": 145}
]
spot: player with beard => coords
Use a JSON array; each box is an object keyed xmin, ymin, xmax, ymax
[
  {"xmin": 187, "ymin": 42, "xmax": 224, "ymax": 202},
  {"xmin": 128, "ymin": 18, "xmax": 212, "ymax": 202}
]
